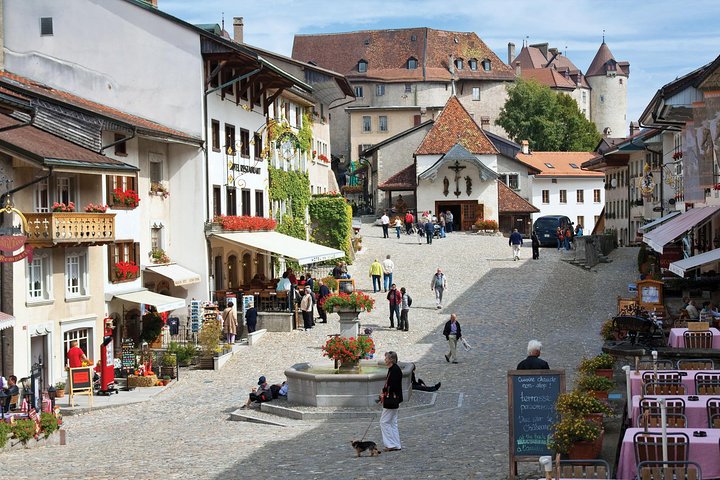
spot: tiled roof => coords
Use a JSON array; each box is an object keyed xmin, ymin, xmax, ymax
[
  {"xmin": 497, "ymin": 180, "xmax": 539, "ymax": 214},
  {"xmin": 515, "ymin": 151, "xmax": 603, "ymax": 177},
  {"xmin": 521, "ymin": 69, "xmax": 576, "ymax": 89},
  {"xmin": 416, "ymin": 96, "xmax": 498, "ymax": 155},
  {"xmin": 513, "ymin": 46, "xmax": 549, "ymax": 70},
  {"xmin": 292, "ymin": 28, "xmax": 514, "ymax": 83},
  {"xmin": 586, "ymin": 42, "xmax": 628, "ymax": 77},
  {"xmin": 0, "ymin": 114, "xmax": 135, "ymax": 170},
  {"xmin": 378, "ymin": 164, "xmax": 416, "ymax": 191},
  {"xmin": 0, "ymin": 71, "xmax": 201, "ymax": 143}
]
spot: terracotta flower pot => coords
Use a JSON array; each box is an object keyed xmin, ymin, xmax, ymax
[
  {"xmin": 595, "ymin": 369, "xmax": 613, "ymax": 380},
  {"xmin": 590, "ymin": 390, "xmax": 609, "ymax": 401},
  {"xmin": 567, "ymin": 430, "xmax": 604, "ymax": 460}
]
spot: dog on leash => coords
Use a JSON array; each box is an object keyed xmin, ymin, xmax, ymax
[{"xmin": 351, "ymin": 440, "xmax": 381, "ymax": 457}]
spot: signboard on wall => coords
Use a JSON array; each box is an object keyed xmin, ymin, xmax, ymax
[{"xmin": 0, "ymin": 200, "xmax": 33, "ymax": 263}]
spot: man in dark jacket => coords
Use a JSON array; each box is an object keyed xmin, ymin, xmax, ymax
[
  {"xmin": 442, "ymin": 314, "xmax": 462, "ymax": 364},
  {"xmin": 509, "ymin": 228, "xmax": 523, "ymax": 261},
  {"xmin": 516, "ymin": 340, "xmax": 550, "ymax": 370},
  {"xmin": 424, "ymin": 218, "xmax": 434, "ymax": 244},
  {"xmin": 386, "ymin": 284, "xmax": 402, "ymax": 328},
  {"xmin": 245, "ymin": 303, "xmax": 258, "ymax": 334},
  {"xmin": 380, "ymin": 351, "xmax": 403, "ymax": 452},
  {"xmin": 316, "ymin": 279, "xmax": 330, "ymax": 323},
  {"xmin": 531, "ymin": 231, "xmax": 540, "ymax": 260}
]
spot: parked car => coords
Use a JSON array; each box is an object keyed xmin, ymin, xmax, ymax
[{"xmin": 533, "ymin": 215, "xmax": 574, "ymax": 247}]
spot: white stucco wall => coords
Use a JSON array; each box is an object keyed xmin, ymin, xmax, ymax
[
  {"xmin": 531, "ymin": 176, "xmax": 605, "ymax": 234},
  {"xmin": 588, "ymin": 74, "xmax": 628, "ymax": 138}
]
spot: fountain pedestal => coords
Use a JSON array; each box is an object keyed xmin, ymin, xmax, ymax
[{"xmin": 336, "ymin": 309, "xmax": 360, "ymax": 338}]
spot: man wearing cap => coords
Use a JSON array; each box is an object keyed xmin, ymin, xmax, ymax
[{"xmin": 241, "ymin": 376, "xmax": 273, "ymax": 408}]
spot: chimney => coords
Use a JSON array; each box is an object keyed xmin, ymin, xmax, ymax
[
  {"xmin": 507, "ymin": 42, "xmax": 515, "ymax": 65},
  {"xmin": 629, "ymin": 121, "xmax": 640, "ymax": 136},
  {"xmin": 233, "ymin": 16, "xmax": 244, "ymax": 43},
  {"xmin": 514, "ymin": 61, "xmax": 521, "ymax": 77},
  {"xmin": 521, "ymin": 140, "xmax": 529, "ymax": 155},
  {"xmin": 548, "ymin": 47, "xmax": 558, "ymax": 57}
]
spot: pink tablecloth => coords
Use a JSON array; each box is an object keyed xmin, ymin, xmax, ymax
[
  {"xmin": 667, "ymin": 328, "xmax": 720, "ymax": 348},
  {"xmin": 617, "ymin": 427, "xmax": 720, "ymax": 480},
  {"xmin": 630, "ymin": 394, "xmax": 716, "ymax": 428},
  {"xmin": 629, "ymin": 370, "xmax": 720, "ymax": 396}
]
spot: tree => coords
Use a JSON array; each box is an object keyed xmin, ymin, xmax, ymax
[{"xmin": 496, "ymin": 79, "xmax": 601, "ymax": 151}]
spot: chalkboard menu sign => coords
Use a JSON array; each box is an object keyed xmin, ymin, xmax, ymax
[
  {"xmin": 507, "ymin": 370, "xmax": 565, "ymax": 480},
  {"xmin": 121, "ymin": 338, "xmax": 135, "ymax": 369}
]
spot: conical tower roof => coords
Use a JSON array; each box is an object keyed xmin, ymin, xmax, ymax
[{"xmin": 586, "ymin": 42, "xmax": 628, "ymax": 77}]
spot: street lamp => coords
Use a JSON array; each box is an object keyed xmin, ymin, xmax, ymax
[{"xmin": 47, "ymin": 385, "xmax": 57, "ymax": 411}]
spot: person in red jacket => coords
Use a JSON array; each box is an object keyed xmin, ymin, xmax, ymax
[
  {"xmin": 386, "ymin": 284, "xmax": 402, "ymax": 329},
  {"xmin": 66, "ymin": 341, "xmax": 88, "ymax": 368},
  {"xmin": 404, "ymin": 211, "xmax": 414, "ymax": 235}
]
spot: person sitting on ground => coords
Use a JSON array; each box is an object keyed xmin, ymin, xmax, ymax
[
  {"xmin": 516, "ymin": 340, "xmax": 550, "ymax": 370},
  {"xmin": 270, "ymin": 381, "xmax": 289, "ymax": 399},
  {"xmin": 411, "ymin": 364, "xmax": 440, "ymax": 392},
  {"xmin": 241, "ymin": 375, "xmax": 274, "ymax": 408}
]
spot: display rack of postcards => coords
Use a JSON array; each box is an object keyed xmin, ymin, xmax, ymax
[{"xmin": 190, "ymin": 300, "xmax": 201, "ymax": 333}]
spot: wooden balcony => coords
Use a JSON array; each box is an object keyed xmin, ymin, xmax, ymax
[{"xmin": 24, "ymin": 212, "xmax": 116, "ymax": 247}]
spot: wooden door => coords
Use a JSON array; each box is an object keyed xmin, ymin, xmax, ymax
[{"xmin": 461, "ymin": 203, "xmax": 481, "ymax": 231}]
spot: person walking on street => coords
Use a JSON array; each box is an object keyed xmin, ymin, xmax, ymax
[
  {"xmin": 316, "ymin": 279, "xmax": 330, "ymax": 323},
  {"xmin": 369, "ymin": 258, "xmax": 383, "ymax": 293},
  {"xmin": 516, "ymin": 340, "xmax": 550, "ymax": 370},
  {"xmin": 438, "ymin": 213, "xmax": 446, "ymax": 238},
  {"xmin": 531, "ymin": 231, "xmax": 540, "ymax": 260},
  {"xmin": 300, "ymin": 286, "xmax": 314, "ymax": 330},
  {"xmin": 431, "ymin": 268, "xmax": 447, "ymax": 309},
  {"xmin": 381, "ymin": 211, "xmax": 390, "ymax": 238},
  {"xmin": 393, "ymin": 216, "xmax": 402, "ymax": 239},
  {"xmin": 445, "ymin": 210, "xmax": 454, "ymax": 233},
  {"xmin": 379, "ymin": 351, "xmax": 403, "ymax": 452},
  {"xmin": 509, "ymin": 228, "xmax": 523, "ymax": 261},
  {"xmin": 382, "ymin": 255, "xmax": 394, "ymax": 292},
  {"xmin": 424, "ymin": 218, "xmax": 434, "ymax": 244},
  {"xmin": 245, "ymin": 302, "xmax": 258, "ymax": 333},
  {"xmin": 399, "ymin": 287, "xmax": 411, "ymax": 331},
  {"xmin": 404, "ymin": 210, "xmax": 414, "ymax": 235},
  {"xmin": 222, "ymin": 301, "xmax": 238, "ymax": 344},
  {"xmin": 442, "ymin": 314, "xmax": 461, "ymax": 364},
  {"xmin": 386, "ymin": 284, "xmax": 402, "ymax": 328}
]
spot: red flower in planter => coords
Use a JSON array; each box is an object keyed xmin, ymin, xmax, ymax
[
  {"xmin": 114, "ymin": 261, "xmax": 140, "ymax": 281},
  {"xmin": 112, "ymin": 188, "xmax": 140, "ymax": 208},
  {"xmin": 213, "ymin": 215, "xmax": 277, "ymax": 231}
]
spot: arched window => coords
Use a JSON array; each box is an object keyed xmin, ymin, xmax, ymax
[
  {"xmin": 358, "ymin": 60, "xmax": 368, "ymax": 73},
  {"xmin": 468, "ymin": 59, "xmax": 478, "ymax": 71},
  {"xmin": 482, "ymin": 59, "xmax": 491, "ymax": 71},
  {"xmin": 407, "ymin": 57, "xmax": 418, "ymax": 69},
  {"xmin": 454, "ymin": 58, "xmax": 463, "ymax": 70}
]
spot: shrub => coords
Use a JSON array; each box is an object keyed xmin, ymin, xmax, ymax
[
  {"xmin": 474, "ymin": 219, "xmax": 499, "ymax": 231},
  {"xmin": 39, "ymin": 413, "xmax": 58, "ymax": 439},
  {"xmin": 578, "ymin": 353, "xmax": 615, "ymax": 374},
  {"xmin": 199, "ymin": 319, "xmax": 222, "ymax": 358},
  {"xmin": 319, "ymin": 292, "xmax": 375, "ymax": 313},
  {"xmin": 577, "ymin": 374, "xmax": 614, "ymax": 392},
  {"xmin": 140, "ymin": 312, "xmax": 163, "ymax": 344},
  {"xmin": 555, "ymin": 390, "xmax": 613, "ymax": 417},
  {"xmin": 0, "ymin": 422, "xmax": 10, "ymax": 448},
  {"xmin": 548, "ymin": 415, "xmax": 602, "ymax": 454},
  {"xmin": 12, "ymin": 419, "xmax": 36, "ymax": 445},
  {"xmin": 167, "ymin": 342, "xmax": 196, "ymax": 366}
]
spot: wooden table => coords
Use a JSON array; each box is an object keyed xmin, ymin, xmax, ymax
[
  {"xmin": 630, "ymin": 394, "xmax": 717, "ymax": 428},
  {"xmin": 667, "ymin": 327, "xmax": 720, "ymax": 348}
]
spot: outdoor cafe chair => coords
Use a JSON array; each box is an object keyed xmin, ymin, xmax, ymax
[
  {"xmin": 678, "ymin": 359, "xmax": 715, "ymax": 370},
  {"xmin": 637, "ymin": 412, "xmax": 688, "ymax": 428},
  {"xmin": 644, "ymin": 381, "xmax": 687, "ymax": 395},
  {"xmin": 683, "ymin": 331, "xmax": 713, "ymax": 349},
  {"xmin": 633, "ymin": 431, "xmax": 690, "ymax": 466},
  {"xmin": 635, "ymin": 460, "xmax": 702, "ymax": 480},
  {"xmin": 557, "ymin": 459, "xmax": 611, "ymax": 479},
  {"xmin": 695, "ymin": 373, "xmax": 720, "ymax": 395},
  {"xmin": 259, "ymin": 291, "xmax": 272, "ymax": 311},
  {"xmin": 638, "ymin": 360, "xmax": 675, "ymax": 370},
  {"xmin": 642, "ymin": 371, "xmax": 683, "ymax": 383},
  {"xmin": 707, "ymin": 398, "xmax": 720, "ymax": 427},
  {"xmin": 640, "ymin": 397, "xmax": 686, "ymax": 416}
]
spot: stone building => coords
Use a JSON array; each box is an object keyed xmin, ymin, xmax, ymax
[{"xmin": 292, "ymin": 27, "xmax": 515, "ymax": 168}]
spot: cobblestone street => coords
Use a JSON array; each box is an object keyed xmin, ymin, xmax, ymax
[{"xmin": 1, "ymin": 228, "xmax": 637, "ymax": 479}]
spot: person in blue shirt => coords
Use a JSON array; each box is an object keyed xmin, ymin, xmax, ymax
[{"xmin": 509, "ymin": 228, "xmax": 523, "ymax": 261}]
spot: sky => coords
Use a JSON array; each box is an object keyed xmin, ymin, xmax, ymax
[{"xmin": 162, "ymin": 0, "xmax": 720, "ymax": 130}]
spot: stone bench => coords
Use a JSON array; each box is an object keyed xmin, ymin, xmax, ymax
[
  {"xmin": 247, "ymin": 329, "xmax": 267, "ymax": 346},
  {"xmin": 257, "ymin": 312, "xmax": 293, "ymax": 332}
]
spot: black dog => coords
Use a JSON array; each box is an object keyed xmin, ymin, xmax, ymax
[{"xmin": 351, "ymin": 440, "xmax": 381, "ymax": 457}]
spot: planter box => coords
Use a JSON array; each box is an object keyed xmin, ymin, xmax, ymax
[
  {"xmin": 197, "ymin": 357, "xmax": 214, "ymax": 370},
  {"xmin": 589, "ymin": 390, "xmax": 609, "ymax": 401},
  {"xmin": 160, "ymin": 366, "xmax": 176, "ymax": 379},
  {"xmin": 595, "ymin": 369, "xmax": 613, "ymax": 380},
  {"xmin": 567, "ymin": 430, "xmax": 604, "ymax": 460}
]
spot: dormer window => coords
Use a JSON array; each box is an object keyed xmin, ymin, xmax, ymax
[
  {"xmin": 482, "ymin": 59, "xmax": 491, "ymax": 71},
  {"xmin": 407, "ymin": 57, "xmax": 418, "ymax": 70},
  {"xmin": 454, "ymin": 58, "xmax": 464, "ymax": 70},
  {"xmin": 468, "ymin": 59, "xmax": 478, "ymax": 71},
  {"xmin": 358, "ymin": 60, "xmax": 368, "ymax": 73},
  {"xmin": 569, "ymin": 163, "xmax": 579, "ymax": 169},
  {"xmin": 544, "ymin": 163, "xmax": 555, "ymax": 169}
]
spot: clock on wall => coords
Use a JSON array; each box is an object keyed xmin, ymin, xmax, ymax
[{"xmin": 280, "ymin": 139, "xmax": 295, "ymax": 160}]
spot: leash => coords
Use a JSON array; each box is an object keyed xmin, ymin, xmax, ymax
[{"xmin": 360, "ymin": 413, "xmax": 376, "ymax": 441}]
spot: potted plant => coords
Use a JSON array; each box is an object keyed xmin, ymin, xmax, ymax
[
  {"xmin": 600, "ymin": 319, "xmax": 619, "ymax": 341},
  {"xmin": 160, "ymin": 353, "xmax": 177, "ymax": 379},
  {"xmin": 51, "ymin": 201, "xmax": 75, "ymax": 212},
  {"xmin": 578, "ymin": 353, "xmax": 615, "ymax": 380},
  {"xmin": 198, "ymin": 319, "xmax": 222, "ymax": 369},
  {"xmin": 113, "ymin": 260, "xmax": 140, "ymax": 282},
  {"xmin": 322, "ymin": 335, "xmax": 375, "ymax": 370},
  {"xmin": 54, "ymin": 381, "xmax": 66, "ymax": 398},
  {"xmin": 149, "ymin": 181, "xmax": 170, "ymax": 198},
  {"xmin": 84, "ymin": 203, "xmax": 108, "ymax": 213},
  {"xmin": 555, "ymin": 389, "xmax": 612, "ymax": 426},
  {"xmin": 577, "ymin": 374, "xmax": 615, "ymax": 401},
  {"xmin": 167, "ymin": 341, "xmax": 196, "ymax": 367},
  {"xmin": 548, "ymin": 415, "xmax": 603, "ymax": 459},
  {"xmin": 149, "ymin": 248, "xmax": 171, "ymax": 264},
  {"xmin": 162, "ymin": 375, "xmax": 171, "ymax": 386},
  {"xmin": 112, "ymin": 188, "xmax": 140, "ymax": 208},
  {"xmin": 319, "ymin": 292, "xmax": 375, "ymax": 313}
]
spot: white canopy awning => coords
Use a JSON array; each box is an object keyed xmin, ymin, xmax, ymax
[
  {"xmin": 637, "ymin": 210, "xmax": 682, "ymax": 234},
  {"xmin": 0, "ymin": 312, "xmax": 15, "ymax": 331},
  {"xmin": 643, "ymin": 205, "xmax": 720, "ymax": 253},
  {"xmin": 212, "ymin": 231, "xmax": 345, "ymax": 265},
  {"xmin": 114, "ymin": 290, "xmax": 186, "ymax": 313},
  {"xmin": 669, "ymin": 248, "xmax": 720, "ymax": 277},
  {"xmin": 145, "ymin": 264, "xmax": 201, "ymax": 286}
]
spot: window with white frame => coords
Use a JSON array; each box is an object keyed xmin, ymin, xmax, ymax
[
  {"xmin": 65, "ymin": 248, "xmax": 88, "ymax": 298},
  {"xmin": 64, "ymin": 328, "xmax": 90, "ymax": 365},
  {"xmin": 149, "ymin": 153, "xmax": 164, "ymax": 183},
  {"xmin": 379, "ymin": 116, "xmax": 388, "ymax": 132},
  {"xmin": 151, "ymin": 226, "xmax": 163, "ymax": 251},
  {"xmin": 376, "ymin": 84, "xmax": 385, "ymax": 96},
  {"xmin": 559, "ymin": 190, "xmax": 567, "ymax": 204},
  {"xmin": 499, "ymin": 173, "xmax": 519, "ymax": 190},
  {"xmin": 27, "ymin": 249, "xmax": 52, "ymax": 302},
  {"xmin": 55, "ymin": 175, "xmax": 77, "ymax": 206},
  {"xmin": 541, "ymin": 190, "xmax": 550, "ymax": 204},
  {"xmin": 576, "ymin": 189, "xmax": 584, "ymax": 203},
  {"xmin": 354, "ymin": 86, "xmax": 364, "ymax": 98},
  {"xmin": 472, "ymin": 87, "xmax": 481, "ymax": 101},
  {"xmin": 34, "ymin": 179, "xmax": 50, "ymax": 212},
  {"xmin": 362, "ymin": 116, "xmax": 371, "ymax": 132}
]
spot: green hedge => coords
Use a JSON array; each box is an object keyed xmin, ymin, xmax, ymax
[{"xmin": 309, "ymin": 196, "xmax": 353, "ymax": 263}]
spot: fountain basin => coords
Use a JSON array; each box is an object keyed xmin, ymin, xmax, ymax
[{"xmin": 285, "ymin": 360, "xmax": 413, "ymax": 407}]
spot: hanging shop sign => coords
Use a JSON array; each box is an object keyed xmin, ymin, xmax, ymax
[{"xmin": 0, "ymin": 197, "xmax": 33, "ymax": 263}]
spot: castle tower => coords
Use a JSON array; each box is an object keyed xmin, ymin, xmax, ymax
[{"xmin": 586, "ymin": 41, "xmax": 629, "ymax": 138}]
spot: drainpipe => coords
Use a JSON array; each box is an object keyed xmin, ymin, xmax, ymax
[{"xmin": 100, "ymin": 127, "xmax": 137, "ymax": 152}]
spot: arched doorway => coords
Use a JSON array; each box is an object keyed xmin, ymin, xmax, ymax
[
  {"xmin": 256, "ymin": 254, "xmax": 266, "ymax": 280},
  {"xmin": 214, "ymin": 255, "xmax": 223, "ymax": 291},
  {"xmin": 227, "ymin": 255, "xmax": 238, "ymax": 288},
  {"xmin": 242, "ymin": 252, "xmax": 252, "ymax": 285}
]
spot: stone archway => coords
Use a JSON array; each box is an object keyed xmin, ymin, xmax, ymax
[
  {"xmin": 242, "ymin": 252, "xmax": 252, "ymax": 285},
  {"xmin": 227, "ymin": 254, "xmax": 238, "ymax": 289}
]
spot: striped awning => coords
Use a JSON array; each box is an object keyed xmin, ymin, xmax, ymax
[{"xmin": 0, "ymin": 311, "xmax": 16, "ymax": 331}]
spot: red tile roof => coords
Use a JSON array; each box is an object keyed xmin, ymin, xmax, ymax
[
  {"xmin": 586, "ymin": 42, "xmax": 628, "ymax": 77},
  {"xmin": 0, "ymin": 114, "xmax": 134, "ymax": 170},
  {"xmin": 416, "ymin": 96, "xmax": 498, "ymax": 155},
  {"xmin": 497, "ymin": 180, "xmax": 539, "ymax": 213},
  {"xmin": 0, "ymin": 71, "xmax": 200, "ymax": 142},
  {"xmin": 378, "ymin": 164, "xmax": 416, "ymax": 191},
  {"xmin": 515, "ymin": 151, "xmax": 603, "ymax": 177},
  {"xmin": 292, "ymin": 28, "xmax": 514, "ymax": 83},
  {"xmin": 521, "ymin": 69, "xmax": 576, "ymax": 90}
]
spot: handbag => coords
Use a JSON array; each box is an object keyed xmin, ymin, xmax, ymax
[
  {"xmin": 381, "ymin": 371, "xmax": 401, "ymax": 408},
  {"xmin": 460, "ymin": 337, "xmax": 472, "ymax": 351}
]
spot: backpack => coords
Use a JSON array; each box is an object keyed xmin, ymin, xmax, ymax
[{"xmin": 407, "ymin": 295, "xmax": 413, "ymax": 307}]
